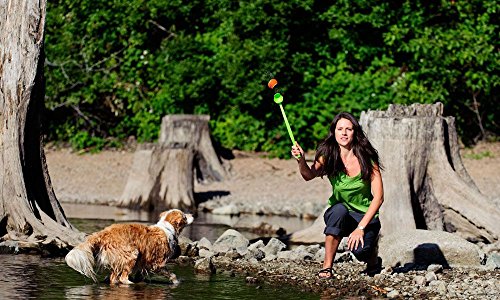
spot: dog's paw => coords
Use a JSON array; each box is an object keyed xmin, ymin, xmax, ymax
[
  {"xmin": 119, "ymin": 279, "xmax": 134, "ymax": 285},
  {"xmin": 169, "ymin": 273, "xmax": 180, "ymax": 285}
]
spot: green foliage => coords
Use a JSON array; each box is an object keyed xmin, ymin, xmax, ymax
[
  {"xmin": 463, "ymin": 151, "xmax": 493, "ymax": 160},
  {"xmin": 45, "ymin": 0, "xmax": 498, "ymax": 155}
]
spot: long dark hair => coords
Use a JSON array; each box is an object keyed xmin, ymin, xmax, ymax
[{"xmin": 315, "ymin": 112, "xmax": 382, "ymax": 181}]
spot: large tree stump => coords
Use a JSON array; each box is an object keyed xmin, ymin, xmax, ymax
[
  {"xmin": 291, "ymin": 103, "xmax": 499, "ymax": 244},
  {"xmin": 361, "ymin": 103, "xmax": 498, "ymax": 243},
  {"xmin": 0, "ymin": 0, "xmax": 83, "ymax": 254},
  {"xmin": 159, "ymin": 115, "xmax": 227, "ymax": 182},
  {"xmin": 119, "ymin": 115, "xmax": 227, "ymax": 211},
  {"xmin": 118, "ymin": 144, "xmax": 195, "ymax": 211}
]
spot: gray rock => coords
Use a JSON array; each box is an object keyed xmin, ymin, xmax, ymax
[
  {"xmin": 413, "ymin": 275, "xmax": 426, "ymax": 286},
  {"xmin": 425, "ymin": 271, "xmax": 437, "ymax": 283},
  {"xmin": 199, "ymin": 248, "xmax": 215, "ymax": 258},
  {"xmin": 236, "ymin": 246, "xmax": 248, "ymax": 256},
  {"xmin": 482, "ymin": 240, "xmax": 500, "ymax": 254},
  {"xmin": 245, "ymin": 248, "xmax": 265, "ymax": 261},
  {"xmin": 429, "ymin": 280, "xmax": 447, "ymax": 294},
  {"xmin": 291, "ymin": 248, "xmax": 314, "ymax": 261},
  {"xmin": 334, "ymin": 251, "xmax": 354, "ymax": 263},
  {"xmin": 277, "ymin": 250, "xmax": 298, "ymax": 261},
  {"xmin": 379, "ymin": 229, "xmax": 486, "ymax": 268},
  {"xmin": 305, "ymin": 244, "xmax": 321, "ymax": 255},
  {"xmin": 485, "ymin": 252, "xmax": 500, "ymax": 269},
  {"xmin": 224, "ymin": 249, "xmax": 241, "ymax": 259},
  {"xmin": 213, "ymin": 229, "xmax": 249, "ymax": 253},
  {"xmin": 262, "ymin": 254, "xmax": 277, "ymax": 261},
  {"xmin": 427, "ymin": 264, "xmax": 443, "ymax": 273},
  {"xmin": 198, "ymin": 237, "xmax": 212, "ymax": 250},
  {"xmin": 313, "ymin": 247, "xmax": 325, "ymax": 262},
  {"xmin": 386, "ymin": 289, "xmax": 400, "ymax": 299},
  {"xmin": 248, "ymin": 240, "xmax": 265, "ymax": 251},
  {"xmin": 194, "ymin": 257, "xmax": 215, "ymax": 274},
  {"xmin": 212, "ymin": 204, "xmax": 240, "ymax": 215},
  {"xmin": 262, "ymin": 238, "xmax": 286, "ymax": 257}
]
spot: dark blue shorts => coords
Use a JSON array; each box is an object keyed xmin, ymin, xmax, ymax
[{"xmin": 323, "ymin": 203, "xmax": 381, "ymax": 262}]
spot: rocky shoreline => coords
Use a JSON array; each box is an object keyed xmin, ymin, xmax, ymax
[{"xmin": 176, "ymin": 229, "xmax": 499, "ymax": 299}]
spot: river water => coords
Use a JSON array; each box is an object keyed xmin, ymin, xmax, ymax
[{"xmin": 0, "ymin": 204, "xmax": 319, "ymax": 299}]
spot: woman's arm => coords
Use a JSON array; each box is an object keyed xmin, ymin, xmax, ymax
[
  {"xmin": 292, "ymin": 142, "xmax": 323, "ymax": 181},
  {"xmin": 358, "ymin": 164, "xmax": 384, "ymax": 228},
  {"xmin": 347, "ymin": 164, "xmax": 384, "ymax": 250}
]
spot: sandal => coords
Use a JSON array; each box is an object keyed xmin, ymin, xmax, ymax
[{"xmin": 317, "ymin": 267, "xmax": 334, "ymax": 279}]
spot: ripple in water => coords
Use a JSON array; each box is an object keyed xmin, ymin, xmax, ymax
[{"xmin": 0, "ymin": 254, "xmax": 318, "ymax": 300}]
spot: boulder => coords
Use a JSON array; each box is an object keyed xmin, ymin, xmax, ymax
[
  {"xmin": 212, "ymin": 229, "xmax": 249, "ymax": 253},
  {"xmin": 379, "ymin": 229, "xmax": 486, "ymax": 268}
]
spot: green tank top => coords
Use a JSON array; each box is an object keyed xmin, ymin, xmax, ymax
[{"xmin": 328, "ymin": 172, "xmax": 375, "ymax": 215}]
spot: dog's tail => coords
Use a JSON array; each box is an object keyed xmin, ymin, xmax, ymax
[{"xmin": 65, "ymin": 241, "xmax": 97, "ymax": 282}]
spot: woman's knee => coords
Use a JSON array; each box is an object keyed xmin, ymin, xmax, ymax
[
  {"xmin": 351, "ymin": 245, "xmax": 372, "ymax": 262},
  {"xmin": 351, "ymin": 233, "xmax": 380, "ymax": 262},
  {"xmin": 323, "ymin": 203, "xmax": 349, "ymax": 224}
]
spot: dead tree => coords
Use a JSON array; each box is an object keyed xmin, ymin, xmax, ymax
[
  {"xmin": 291, "ymin": 103, "xmax": 499, "ymax": 244},
  {"xmin": 119, "ymin": 115, "xmax": 227, "ymax": 211},
  {"xmin": 361, "ymin": 103, "xmax": 498, "ymax": 243},
  {"xmin": 118, "ymin": 144, "xmax": 195, "ymax": 211},
  {"xmin": 159, "ymin": 115, "xmax": 227, "ymax": 183},
  {"xmin": 0, "ymin": 0, "xmax": 83, "ymax": 254}
]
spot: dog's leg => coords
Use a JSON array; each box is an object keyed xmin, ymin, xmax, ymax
[
  {"xmin": 109, "ymin": 272, "xmax": 120, "ymax": 285},
  {"xmin": 118, "ymin": 271, "xmax": 134, "ymax": 285},
  {"xmin": 118, "ymin": 249, "xmax": 139, "ymax": 285},
  {"xmin": 168, "ymin": 273, "xmax": 180, "ymax": 285},
  {"xmin": 158, "ymin": 268, "xmax": 180, "ymax": 284}
]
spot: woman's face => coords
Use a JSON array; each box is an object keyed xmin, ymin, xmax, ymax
[{"xmin": 334, "ymin": 118, "xmax": 354, "ymax": 147}]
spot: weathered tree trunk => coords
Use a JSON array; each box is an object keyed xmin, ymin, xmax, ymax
[
  {"xmin": 0, "ymin": 0, "xmax": 83, "ymax": 254},
  {"xmin": 118, "ymin": 144, "xmax": 195, "ymax": 211},
  {"xmin": 119, "ymin": 115, "xmax": 226, "ymax": 211},
  {"xmin": 159, "ymin": 115, "xmax": 227, "ymax": 183},
  {"xmin": 291, "ymin": 103, "xmax": 499, "ymax": 244}
]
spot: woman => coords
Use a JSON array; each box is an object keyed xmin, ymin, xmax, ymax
[{"xmin": 291, "ymin": 112, "xmax": 384, "ymax": 279}]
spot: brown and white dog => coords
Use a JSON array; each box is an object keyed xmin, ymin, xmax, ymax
[{"xmin": 65, "ymin": 209, "xmax": 193, "ymax": 285}]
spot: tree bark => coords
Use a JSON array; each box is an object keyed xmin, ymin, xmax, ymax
[
  {"xmin": 118, "ymin": 144, "xmax": 195, "ymax": 212},
  {"xmin": 0, "ymin": 0, "xmax": 83, "ymax": 254},
  {"xmin": 119, "ymin": 115, "xmax": 226, "ymax": 211},
  {"xmin": 159, "ymin": 115, "xmax": 227, "ymax": 183},
  {"xmin": 291, "ymin": 103, "xmax": 499, "ymax": 244}
]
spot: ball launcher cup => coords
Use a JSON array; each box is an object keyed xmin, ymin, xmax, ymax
[{"xmin": 268, "ymin": 79, "xmax": 301, "ymax": 159}]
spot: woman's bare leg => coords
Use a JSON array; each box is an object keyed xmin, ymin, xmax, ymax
[{"xmin": 321, "ymin": 234, "xmax": 341, "ymax": 277}]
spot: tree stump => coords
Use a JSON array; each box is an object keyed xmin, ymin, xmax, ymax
[
  {"xmin": 361, "ymin": 103, "xmax": 498, "ymax": 243},
  {"xmin": 291, "ymin": 103, "xmax": 499, "ymax": 244},
  {"xmin": 118, "ymin": 144, "xmax": 195, "ymax": 211},
  {"xmin": 119, "ymin": 115, "xmax": 227, "ymax": 211},
  {"xmin": 159, "ymin": 115, "xmax": 227, "ymax": 183},
  {"xmin": 0, "ymin": 0, "xmax": 83, "ymax": 254}
]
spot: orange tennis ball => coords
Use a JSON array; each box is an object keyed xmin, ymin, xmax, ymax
[{"xmin": 268, "ymin": 79, "xmax": 278, "ymax": 89}]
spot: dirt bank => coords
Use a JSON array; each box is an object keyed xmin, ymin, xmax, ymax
[{"xmin": 46, "ymin": 142, "xmax": 500, "ymax": 208}]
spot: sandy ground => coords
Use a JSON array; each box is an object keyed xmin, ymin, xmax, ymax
[{"xmin": 45, "ymin": 142, "xmax": 500, "ymax": 211}]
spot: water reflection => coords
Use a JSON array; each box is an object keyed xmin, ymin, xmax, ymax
[
  {"xmin": 0, "ymin": 254, "xmax": 318, "ymax": 300},
  {"xmin": 0, "ymin": 204, "xmax": 322, "ymax": 299}
]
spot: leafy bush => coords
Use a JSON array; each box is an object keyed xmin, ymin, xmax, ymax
[{"xmin": 44, "ymin": 0, "xmax": 498, "ymax": 155}]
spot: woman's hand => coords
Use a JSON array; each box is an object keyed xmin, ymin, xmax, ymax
[
  {"xmin": 291, "ymin": 142, "xmax": 304, "ymax": 160},
  {"xmin": 347, "ymin": 228, "xmax": 365, "ymax": 251}
]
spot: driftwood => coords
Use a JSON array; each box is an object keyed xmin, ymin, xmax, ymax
[
  {"xmin": 119, "ymin": 115, "xmax": 227, "ymax": 211},
  {"xmin": 0, "ymin": 0, "xmax": 83, "ymax": 254},
  {"xmin": 291, "ymin": 103, "xmax": 499, "ymax": 244}
]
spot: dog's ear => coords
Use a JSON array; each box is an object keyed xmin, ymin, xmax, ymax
[{"xmin": 159, "ymin": 211, "xmax": 168, "ymax": 220}]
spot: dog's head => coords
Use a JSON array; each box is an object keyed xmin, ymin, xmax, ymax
[{"xmin": 159, "ymin": 209, "xmax": 194, "ymax": 235}]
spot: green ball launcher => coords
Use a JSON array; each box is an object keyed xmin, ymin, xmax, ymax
[{"xmin": 273, "ymin": 93, "xmax": 300, "ymax": 158}]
